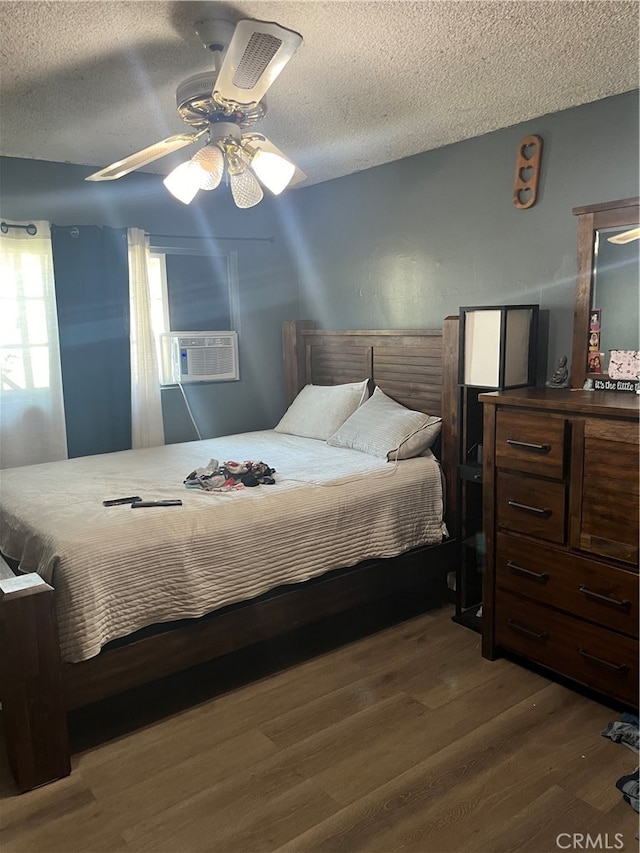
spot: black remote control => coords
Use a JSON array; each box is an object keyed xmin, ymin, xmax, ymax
[
  {"xmin": 103, "ymin": 496, "xmax": 142, "ymax": 506},
  {"xmin": 131, "ymin": 500, "xmax": 183, "ymax": 508}
]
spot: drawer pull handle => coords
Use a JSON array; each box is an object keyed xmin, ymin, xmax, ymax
[
  {"xmin": 507, "ymin": 561, "xmax": 549, "ymax": 583},
  {"xmin": 506, "ymin": 439, "xmax": 551, "ymax": 453},
  {"xmin": 577, "ymin": 648, "xmax": 629, "ymax": 673},
  {"xmin": 578, "ymin": 586, "xmax": 631, "ymax": 610},
  {"xmin": 507, "ymin": 500, "xmax": 551, "ymax": 517},
  {"xmin": 506, "ymin": 618, "xmax": 548, "ymax": 641}
]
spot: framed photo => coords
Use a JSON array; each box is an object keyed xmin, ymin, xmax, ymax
[
  {"xmin": 588, "ymin": 329, "xmax": 600, "ymax": 351},
  {"xmin": 587, "ymin": 351, "xmax": 603, "ymax": 374},
  {"xmin": 589, "ymin": 308, "xmax": 601, "ymax": 331}
]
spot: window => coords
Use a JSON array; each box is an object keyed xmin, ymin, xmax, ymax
[
  {"xmin": 147, "ymin": 252, "xmax": 170, "ymax": 373},
  {"xmin": 1, "ymin": 249, "xmax": 55, "ymax": 390},
  {"xmin": 0, "ymin": 222, "xmax": 68, "ymax": 467},
  {"xmin": 147, "ymin": 246, "xmax": 239, "ymax": 384}
]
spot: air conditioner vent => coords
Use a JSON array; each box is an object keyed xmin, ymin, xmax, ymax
[{"xmin": 160, "ymin": 331, "xmax": 239, "ymax": 384}]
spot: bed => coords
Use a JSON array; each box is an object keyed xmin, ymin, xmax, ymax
[{"xmin": 0, "ymin": 318, "xmax": 460, "ymax": 792}]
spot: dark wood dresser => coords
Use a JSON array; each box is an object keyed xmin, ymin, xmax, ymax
[{"xmin": 480, "ymin": 388, "xmax": 639, "ymax": 707}]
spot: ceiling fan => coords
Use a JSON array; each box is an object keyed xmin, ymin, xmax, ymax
[{"xmin": 85, "ymin": 18, "xmax": 305, "ymax": 208}]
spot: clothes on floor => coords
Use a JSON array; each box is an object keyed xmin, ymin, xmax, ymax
[
  {"xmin": 616, "ymin": 768, "xmax": 639, "ymax": 813},
  {"xmin": 602, "ymin": 713, "xmax": 640, "ymax": 815},
  {"xmin": 601, "ymin": 713, "xmax": 640, "ymax": 754}
]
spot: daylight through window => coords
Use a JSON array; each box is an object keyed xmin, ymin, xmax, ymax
[{"xmin": 1, "ymin": 250, "xmax": 53, "ymax": 390}]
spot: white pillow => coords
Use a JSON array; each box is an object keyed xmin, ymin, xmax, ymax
[
  {"xmin": 327, "ymin": 386, "xmax": 442, "ymax": 460},
  {"xmin": 274, "ymin": 379, "xmax": 370, "ymax": 441}
]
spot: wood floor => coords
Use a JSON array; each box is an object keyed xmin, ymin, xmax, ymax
[{"xmin": 0, "ymin": 604, "xmax": 637, "ymax": 852}]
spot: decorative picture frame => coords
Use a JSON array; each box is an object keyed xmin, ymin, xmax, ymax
[{"xmin": 587, "ymin": 352, "xmax": 603, "ymax": 374}]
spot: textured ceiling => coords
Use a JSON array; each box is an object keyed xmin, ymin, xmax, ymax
[{"xmin": 0, "ymin": 1, "xmax": 638, "ymax": 187}]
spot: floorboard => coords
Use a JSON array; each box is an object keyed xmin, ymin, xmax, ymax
[{"xmin": 1, "ymin": 606, "xmax": 637, "ymax": 852}]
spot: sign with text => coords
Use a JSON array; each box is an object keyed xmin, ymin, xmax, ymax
[{"xmin": 594, "ymin": 378, "xmax": 640, "ymax": 393}]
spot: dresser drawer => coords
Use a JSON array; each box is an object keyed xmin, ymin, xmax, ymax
[
  {"xmin": 496, "ymin": 409, "xmax": 566, "ymax": 479},
  {"xmin": 577, "ymin": 418, "xmax": 640, "ymax": 566},
  {"xmin": 495, "ymin": 591, "xmax": 639, "ymax": 707},
  {"xmin": 496, "ymin": 533, "xmax": 639, "ymax": 637},
  {"xmin": 497, "ymin": 472, "xmax": 566, "ymax": 543}
]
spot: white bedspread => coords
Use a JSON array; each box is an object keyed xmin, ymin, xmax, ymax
[{"xmin": 0, "ymin": 430, "xmax": 446, "ymax": 662}]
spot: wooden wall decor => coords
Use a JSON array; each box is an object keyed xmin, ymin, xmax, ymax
[{"xmin": 513, "ymin": 134, "xmax": 543, "ymax": 210}]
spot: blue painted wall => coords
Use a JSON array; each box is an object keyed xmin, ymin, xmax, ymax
[
  {"xmin": 288, "ymin": 91, "xmax": 639, "ymax": 378},
  {"xmin": 1, "ymin": 90, "xmax": 637, "ymax": 445},
  {"xmin": 0, "ymin": 158, "xmax": 300, "ymax": 442}
]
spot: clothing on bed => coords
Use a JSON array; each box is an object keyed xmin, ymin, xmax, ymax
[
  {"xmin": 184, "ymin": 459, "xmax": 276, "ymax": 490},
  {"xmin": 0, "ymin": 430, "xmax": 446, "ymax": 663}
]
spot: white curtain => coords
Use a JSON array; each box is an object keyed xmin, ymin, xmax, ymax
[
  {"xmin": 0, "ymin": 220, "xmax": 68, "ymax": 469},
  {"xmin": 128, "ymin": 228, "xmax": 165, "ymax": 448}
]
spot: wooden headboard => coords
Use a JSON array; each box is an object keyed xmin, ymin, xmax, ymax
[{"xmin": 282, "ymin": 319, "xmax": 460, "ymax": 527}]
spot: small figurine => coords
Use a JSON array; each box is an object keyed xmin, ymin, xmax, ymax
[
  {"xmin": 546, "ymin": 355, "xmax": 569, "ymax": 388},
  {"xmin": 583, "ymin": 377, "xmax": 595, "ymax": 391}
]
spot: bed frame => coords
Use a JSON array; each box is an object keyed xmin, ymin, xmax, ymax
[{"xmin": 0, "ymin": 318, "xmax": 460, "ymax": 793}]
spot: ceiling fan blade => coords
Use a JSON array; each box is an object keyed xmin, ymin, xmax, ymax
[
  {"xmin": 245, "ymin": 134, "xmax": 307, "ymax": 187},
  {"xmin": 215, "ymin": 19, "xmax": 302, "ymax": 109},
  {"xmin": 85, "ymin": 130, "xmax": 207, "ymax": 181}
]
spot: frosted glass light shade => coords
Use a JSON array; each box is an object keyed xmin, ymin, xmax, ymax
[
  {"xmin": 230, "ymin": 169, "xmax": 264, "ymax": 208},
  {"xmin": 461, "ymin": 305, "xmax": 538, "ymax": 389},
  {"xmin": 163, "ymin": 161, "xmax": 201, "ymax": 204},
  {"xmin": 250, "ymin": 149, "xmax": 296, "ymax": 195},
  {"xmin": 191, "ymin": 145, "xmax": 224, "ymax": 190}
]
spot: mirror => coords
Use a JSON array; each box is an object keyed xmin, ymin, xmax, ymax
[{"xmin": 570, "ymin": 197, "xmax": 640, "ymax": 389}]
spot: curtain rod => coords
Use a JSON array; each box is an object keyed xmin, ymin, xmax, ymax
[
  {"xmin": 145, "ymin": 232, "xmax": 274, "ymax": 244},
  {"xmin": 0, "ymin": 223, "xmax": 274, "ymax": 243},
  {"xmin": 1, "ymin": 221, "xmax": 38, "ymax": 235}
]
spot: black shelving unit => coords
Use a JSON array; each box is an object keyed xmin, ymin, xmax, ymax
[
  {"xmin": 451, "ymin": 304, "xmax": 539, "ymax": 633},
  {"xmin": 451, "ymin": 385, "xmax": 489, "ymax": 634}
]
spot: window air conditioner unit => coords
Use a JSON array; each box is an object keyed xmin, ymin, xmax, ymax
[{"xmin": 160, "ymin": 332, "xmax": 239, "ymax": 384}]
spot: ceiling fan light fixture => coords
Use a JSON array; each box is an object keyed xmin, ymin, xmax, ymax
[
  {"xmin": 607, "ymin": 227, "xmax": 640, "ymax": 245},
  {"xmin": 84, "ymin": 18, "xmax": 304, "ymax": 204},
  {"xmin": 246, "ymin": 146, "xmax": 296, "ymax": 195},
  {"xmin": 229, "ymin": 167, "xmax": 264, "ymax": 208},
  {"xmin": 191, "ymin": 144, "xmax": 224, "ymax": 190},
  {"xmin": 163, "ymin": 161, "xmax": 202, "ymax": 204},
  {"xmin": 192, "ymin": 143, "xmax": 224, "ymax": 173}
]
